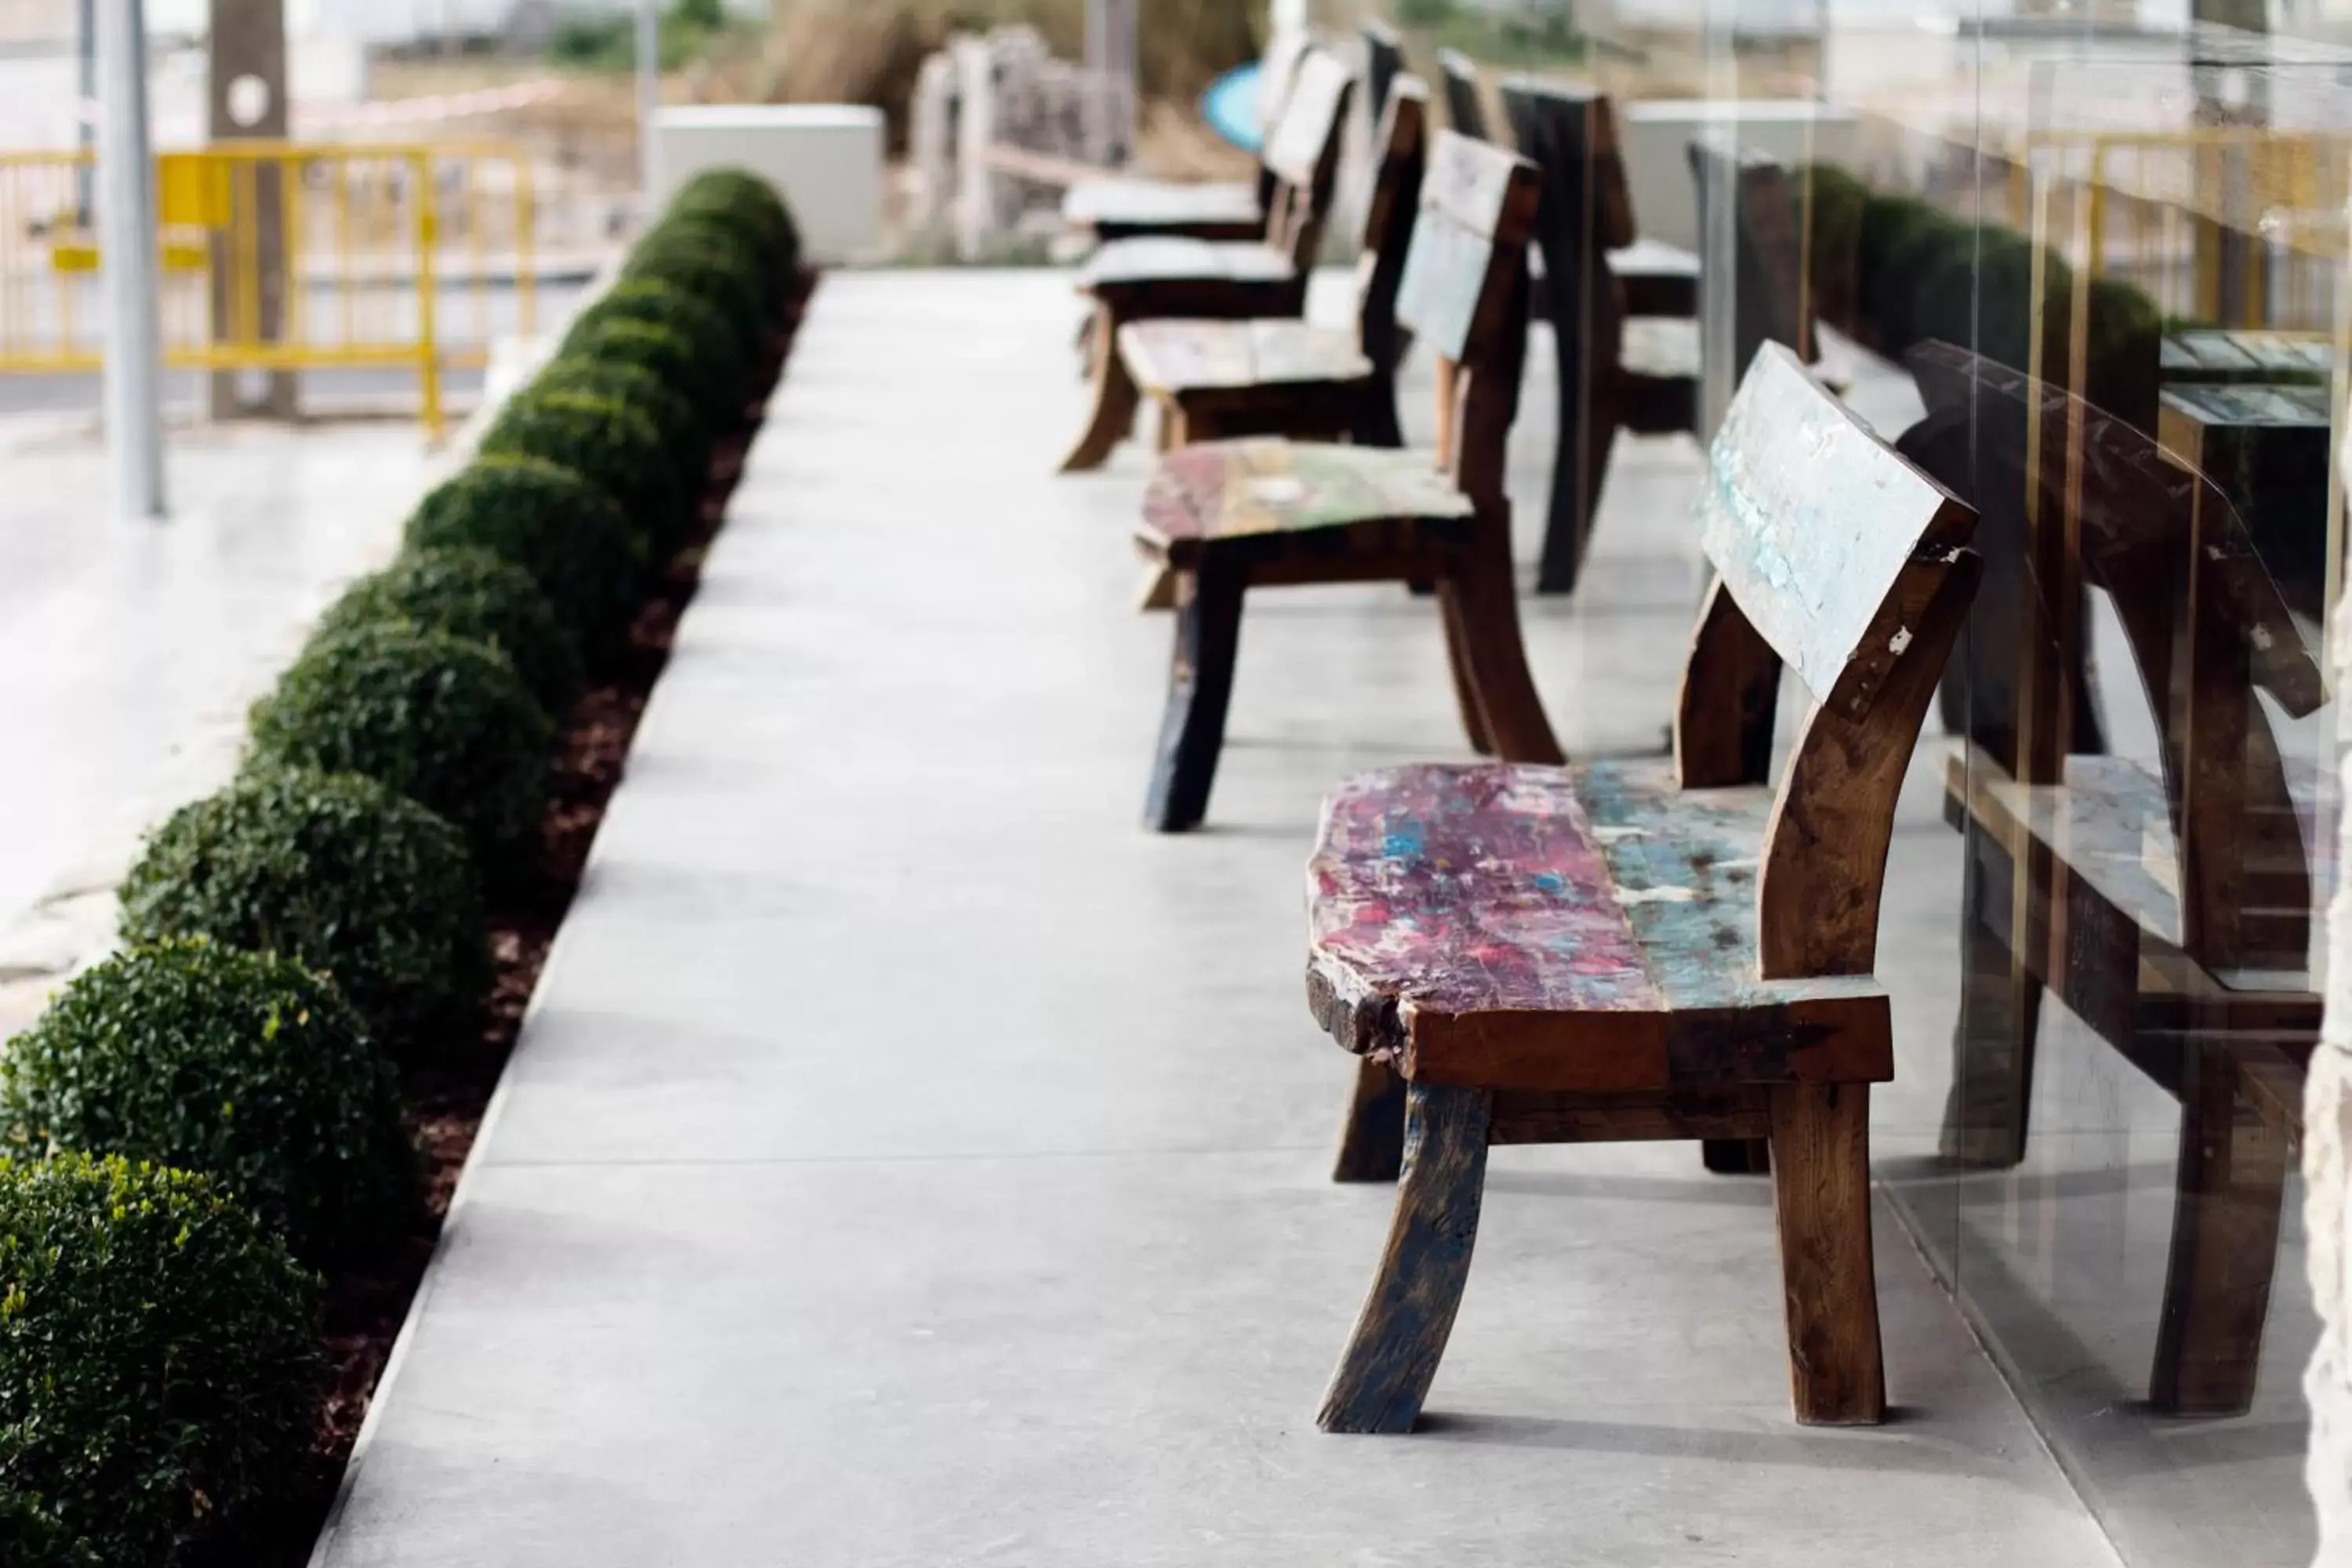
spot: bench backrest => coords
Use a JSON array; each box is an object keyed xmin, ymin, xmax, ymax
[
  {"xmin": 1394, "ymin": 129, "xmax": 1541, "ymax": 509},
  {"xmin": 1351, "ymin": 75, "xmax": 1428, "ymax": 376},
  {"xmin": 1436, "ymin": 49, "xmax": 1490, "ymax": 140},
  {"xmin": 1362, "ymin": 20, "xmax": 1405, "ymax": 131},
  {"xmin": 1674, "ymin": 343, "xmax": 1980, "ymax": 978},
  {"xmin": 1904, "ymin": 339, "xmax": 2320, "ymax": 973},
  {"xmin": 1687, "ymin": 133, "xmax": 1813, "ymax": 368},
  {"xmin": 1250, "ymin": 32, "xmax": 1319, "ymax": 223},
  {"xmin": 1261, "ymin": 50, "xmax": 1358, "ymax": 270},
  {"xmin": 1499, "ymin": 83, "xmax": 1640, "ymax": 504}
]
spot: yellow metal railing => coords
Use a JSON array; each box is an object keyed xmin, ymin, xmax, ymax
[
  {"xmin": 2009, "ymin": 126, "xmax": 2352, "ymax": 330},
  {"xmin": 0, "ymin": 141, "xmax": 539, "ymax": 437}
]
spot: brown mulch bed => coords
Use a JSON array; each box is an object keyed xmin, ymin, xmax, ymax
[{"xmin": 245, "ymin": 273, "xmax": 814, "ymax": 1567}]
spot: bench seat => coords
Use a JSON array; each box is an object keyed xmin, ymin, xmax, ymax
[
  {"xmin": 1138, "ymin": 439, "xmax": 1472, "ymax": 566},
  {"xmin": 1308, "ymin": 759, "xmax": 1893, "ymax": 1094},
  {"xmin": 1063, "ymin": 176, "xmax": 1262, "ymax": 235},
  {"xmin": 1118, "ymin": 318, "xmax": 1373, "ymax": 396},
  {"xmin": 1080, "ymin": 237, "xmax": 1297, "ymax": 289}
]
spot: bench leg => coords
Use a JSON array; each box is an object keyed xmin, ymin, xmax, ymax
[
  {"xmin": 1060, "ymin": 303, "xmax": 1140, "ymax": 473},
  {"xmin": 1437, "ymin": 601, "xmax": 1497, "ymax": 757},
  {"xmin": 1319, "ymin": 1082, "xmax": 1493, "ymax": 1433},
  {"xmin": 1768, "ymin": 1082, "xmax": 1886, "ymax": 1425},
  {"xmin": 2150, "ymin": 1042, "xmax": 2288, "ymax": 1417},
  {"xmin": 1940, "ymin": 845, "xmax": 2041, "ymax": 1171},
  {"xmin": 1332, "ymin": 1057, "xmax": 1409, "ymax": 1182},
  {"xmin": 1437, "ymin": 528, "xmax": 1563, "ymax": 766},
  {"xmin": 1143, "ymin": 554, "xmax": 1245, "ymax": 832}
]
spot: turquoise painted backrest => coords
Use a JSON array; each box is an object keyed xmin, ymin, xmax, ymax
[{"xmin": 1698, "ymin": 342, "xmax": 1977, "ymax": 721}]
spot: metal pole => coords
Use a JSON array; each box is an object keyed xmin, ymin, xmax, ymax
[
  {"xmin": 98, "ymin": 0, "xmax": 167, "ymax": 519},
  {"xmin": 75, "ymin": 0, "xmax": 96, "ymax": 226},
  {"xmin": 638, "ymin": 0, "xmax": 662, "ymax": 201}
]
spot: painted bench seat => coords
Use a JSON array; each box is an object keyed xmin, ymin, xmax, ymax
[
  {"xmin": 1063, "ymin": 177, "xmax": 1261, "ymax": 233},
  {"xmin": 1117, "ymin": 318, "xmax": 1373, "ymax": 396},
  {"xmin": 1138, "ymin": 439, "xmax": 1473, "ymax": 568},
  {"xmin": 1307, "ymin": 759, "xmax": 1893, "ymax": 1094},
  {"xmin": 1080, "ymin": 237, "xmax": 1298, "ymax": 289}
]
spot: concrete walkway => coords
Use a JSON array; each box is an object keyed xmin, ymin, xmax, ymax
[{"xmin": 314, "ymin": 271, "xmax": 2118, "ymax": 1566}]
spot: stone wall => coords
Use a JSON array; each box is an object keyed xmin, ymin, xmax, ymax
[{"xmin": 2308, "ymin": 620, "xmax": 2352, "ymax": 1560}]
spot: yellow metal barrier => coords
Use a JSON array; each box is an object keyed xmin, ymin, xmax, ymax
[
  {"xmin": 0, "ymin": 141, "xmax": 539, "ymax": 437},
  {"xmin": 2008, "ymin": 126, "xmax": 2352, "ymax": 331}
]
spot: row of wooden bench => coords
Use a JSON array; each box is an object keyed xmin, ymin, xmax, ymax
[
  {"xmin": 1051, "ymin": 36, "xmax": 2321, "ymax": 1432},
  {"xmin": 1053, "ymin": 47, "xmax": 1984, "ymax": 1432}
]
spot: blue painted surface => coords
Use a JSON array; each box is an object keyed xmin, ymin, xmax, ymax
[{"xmin": 1202, "ymin": 64, "xmax": 1264, "ymax": 151}]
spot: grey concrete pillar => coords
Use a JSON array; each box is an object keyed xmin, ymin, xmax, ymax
[{"xmin": 207, "ymin": 0, "xmax": 295, "ymax": 420}]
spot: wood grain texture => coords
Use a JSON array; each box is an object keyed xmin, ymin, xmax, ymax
[
  {"xmin": 1702, "ymin": 343, "xmax": 1976, "ymax": 717},
  {"xmin": 1769, "ymin": 1081, "xmax": 1886, "ymax": 1424},
  {"xmin": 1318, "ymin": 1081, "xmax": 1493, "ymax": 1433},
  {"xmin": 1490, "ymin": 1085, "xmax": 1769, "ymax": 1144},
  {"xmin": 1143, "ymin": 554, "xmax": 1246, "ymax": 833},
  {"xmin": 1302, "ymin": 759, "xmax": 1894, "ymax": 1092},
  {"xmin": 1673, "ymin": 577, "xmax": 1781, "ymax": 789},
  {"xmin": 2150, "ymin": 1037, "xmax": 2292, "ymax": 1415}
]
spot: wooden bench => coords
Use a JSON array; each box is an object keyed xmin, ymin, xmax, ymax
[
  {"xmin": 1904, "ymin": 339, "xmax": 2323, "ymax": 1417},
  {"xmin": 1501, "ymin": 84, "xmax": 1708, "ymax": 594},
  {"xmin": 1116, "ymin": 78, "xmax": 1427, "ymax": 458},
  {"xmin": 1133, "ymin": 130, "xmax": 1564, "ymax": 832},
  {"xmin": 1302, "ymin": 341, "xmax": 1981, "ymax": 1433},
  {"xmin": 1060, "ymin": 31, "xmax": 1313, "ymax": 244},
  {"xmin": 1363, "ymin": 20, "xmax": 1404, "ymax": 130},
  {"xmin": 1060, "ymin": 50, "xmax": 1356, "ymax": 474}
]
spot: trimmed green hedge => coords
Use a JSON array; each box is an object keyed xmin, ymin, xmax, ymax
[
  {"xmin": 481, "ymin": 387, "xmax": 688, "ymax": 547},
  {"xmin": 2, "ymin": 941, "xmax": 420, "ymax": 1266},
  {"xmin": 0, "ymin": 1154, "xmax": 321, "ymax": 1566},
  {"xmin": 1797, "ymin": 162, "xmax": 2165, "ymax": 427},
  {"xmin": 0, "ymin": 165, "xmax": 800, "ymax": 1567},
  {"xmin": 315, "ymin": 547, "xmax": 583, "ymax": 719},
  {"xmin": 249, "ymin": 625, "xmax": 554, "ymax": 873},
  {"xmin": 405, "ymin": 456, "xmax": 648, "ymax": 655},
  {"xmin": 118, "ymin": 765, "xmax": 490, "ymax": 1062}
]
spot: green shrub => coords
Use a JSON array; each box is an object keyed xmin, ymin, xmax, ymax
[
  {"xmin": 1797, "ymin": 162, "xmax": 1868, "ymax": 332},
  {"xmin": 532, "ymin": 354, "xmax": 704, "ymax": 459},
  {"xmin": 666, "ymin": 167, "xmax": 798, "ymax": 270},
  {"xmin": 563, "ymin": 278, "xmax": 750, "ymax": 425},
  {"xmin": 553, "ymin": 317, "xmax": 706, "ymax": 423},
  {"xmin": 1857, "ymin": 194, "xmax": 1967, "ymax": 352},
  {"xmin": 2, "ymin": 941, "xmax": 419, "ymax": 1266},
  {"xmin": 0, "ymin": 1491, "xmax": 100, "ymax": 1568},
  {"xmin": 480, "ymin": 388, "xmax": 688, "ymax": 546},
  {"xmin": 118, "ymin": 766, "xmax": 490, "ymax": 1060},
  {"xmin": 0, "ymin": 1153, "xmax": 321, "ymax": 1566},
  {"xmin": 314, "ymin": 547, "xmax": 583, "ymax": 718},
  {"xmin": 404, "ymin": 456, "xmax": 647, "ymax": 654},
  {"xmin": 249, "ymin": 625, "xmax": 554, "ymax": 873},
  {"xmin": 624, "ymin": 217, "xmax": 772, "ymax": 338}
]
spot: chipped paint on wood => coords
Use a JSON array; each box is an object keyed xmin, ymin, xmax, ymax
[
  {"xmin": 1306, "ymin": 760, "xmax": 1886, "ymax": 1037},
  {"xmin": 1700, "ymin": 343, "xmax": 1973, "ymax": 711},
  {"xmin": 1142, "ymin": 437, "xmax": 1471, "ymax": 546}
]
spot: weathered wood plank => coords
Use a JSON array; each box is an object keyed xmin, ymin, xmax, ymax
[
  {"xmin": 1263, "ymin": 52, "xmax": 1354, "ymax": 188},
  {"xmin": 1081, "ymin": 237, "xmax": 1297, "ymax": 287},
  {"xmin": 1700, "ymin": 342, "xmax": 1976, "ymax": 717},
  {"xmin": 1318, "ymin": 1081, "xmax": 1492, "ymax": 1433},
  {"xmin": 1769, "ymin": 1081, "xmax": 1886, "ymax": 1424},
  {"xmin": 1119, "ymin": 318, "xmax": 1373, "ymax": 394},
  {"xmin": 1490, "ymin": 1085, "xmax": 1769, "ymax": 1144},
  {"xmin": 1393, "ymin": 132, "xmax": 1537, "ymax": 363},
  {"xmin": 1063, "ymin": 179, "xmax": 1260, "ymax": 229},
  {"xmin": 1302, "ymin": 760, "xmax": 1893, "ymax": 1091},
  {"xmin": 1140, "ymin": 439, "xmax": 1471, "ymax": 550}
]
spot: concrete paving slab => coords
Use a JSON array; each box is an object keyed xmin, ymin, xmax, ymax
[{"xmin": 314, "ymin": 270, "xmax": 2118, "ymax": 1567}]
